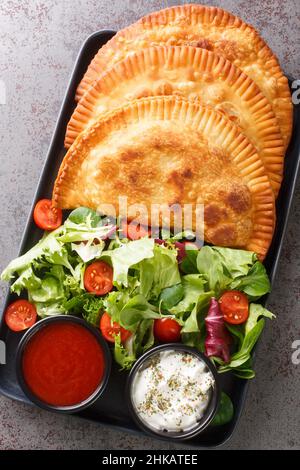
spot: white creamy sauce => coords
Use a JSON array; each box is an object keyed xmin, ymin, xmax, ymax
[{"xmin": 131, "ymin": 350, "xmax": 215, "ymax": 433}]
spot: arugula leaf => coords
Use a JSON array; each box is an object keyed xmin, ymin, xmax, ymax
[
  {"xmin": 234, "ymin": 368, "xmax": 255, "ymax": 379},
  {"xmin": 217, "ymin": 357, "xmax": 255, "ymax": 379}
]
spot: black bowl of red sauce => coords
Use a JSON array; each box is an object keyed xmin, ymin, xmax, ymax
[{"xmin": 16, "ymin": 315, "xmax": 111, "ymax": 413}]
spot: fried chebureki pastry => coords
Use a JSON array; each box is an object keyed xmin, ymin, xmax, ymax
[
  {"xmin": 76, "ymin": 4, "xmax": 292, "ymax": 150},
  {"xmin": 67, "ymin": 46, "xmax": 284, "ymax": 196},
  {"xmin": 53, "ymin": 97, "xmax": 275, "ymax": 260}
]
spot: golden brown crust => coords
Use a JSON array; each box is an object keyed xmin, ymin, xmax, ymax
[
  {"xmin": 76, "ymin": 4, "xmax": 292, "ymax": 150},
  {"xmin": 67, "ymin": 46, "xmax": 285, "ymax": 196},
  {"xmin": 54, "ymin": 96, "xmax": 275, "ymax": 260}
]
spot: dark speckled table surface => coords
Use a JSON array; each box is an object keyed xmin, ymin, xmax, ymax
[{"xmin": 0, "ymin": 0, "xmax": 299, "ymax": 450}]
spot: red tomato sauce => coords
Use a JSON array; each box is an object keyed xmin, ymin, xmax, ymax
[{"xmin": 22, "ymin": 322, "xmax": 105, "ymax": 406}]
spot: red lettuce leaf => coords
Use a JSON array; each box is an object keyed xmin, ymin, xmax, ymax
[{"xmin": 205, "ymin": 297, "xmax": 231, "ymax": 363}]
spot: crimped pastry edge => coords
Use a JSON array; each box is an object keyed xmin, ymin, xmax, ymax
[
  {"xmin": 75, "ymin": 4, "xmax": 292, "ymax": 150},
  {"xmin": 67, "ymin": 45, "xmax": 285, "ymax": 195}
]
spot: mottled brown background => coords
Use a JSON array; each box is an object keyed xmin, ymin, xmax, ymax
[{"xmin": 0, "ymin": 0, "xmax": 299, "ymax": 450}]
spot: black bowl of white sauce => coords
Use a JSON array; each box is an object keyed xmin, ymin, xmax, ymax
[{"xmin": 126, "ymin": 343, "xmax": 220, "ymax": 441}]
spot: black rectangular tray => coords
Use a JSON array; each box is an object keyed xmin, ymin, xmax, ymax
[{"xmin": 0, "ymin": 30, "xmax": 299, "ymax": 448}]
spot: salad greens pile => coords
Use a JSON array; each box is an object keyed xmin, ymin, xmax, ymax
[{"xmin": 1, "ymin": 207, "xmax": 274, "ymax": 378}]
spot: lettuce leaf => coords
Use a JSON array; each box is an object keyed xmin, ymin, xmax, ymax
[
  {"xmin": 159, "ymin": 283, "xmax": 184, "ymax": 310},
  {"xmin": 1, "ymin": 204, "xmax": 274, "ymax": 374},
  {"xmin": 119, "ymin": 294, "xmax": 160, "ymax": 331},
  {"xmin": 1, "ymin": 226, "xmax": 64, "ymax": 281},
  {"xmin": 170, "ymin": 274, "xmax": 206, "ymax": 315},
  {"xmin": 0, "ymin": 209, "xmax": 109, "ymax": 318},
  {"xmin": 197, "ymin": 246, "xmax": 231, "ymax": 294},
  {"xmin": 10, "ymin": 266, "xmax": 42, "ymax": 295},
  {"xmin": 34, "ymin": 302, "xmax": 66, "ymax": 318},
  {"xmin": 230, "ymin": 262, "xmax": 271, "ymax": 299},
  {"xmin": 139, "ymin": 244, "xmax": 180, "ymax": 299},
  {"xmin": 181, "ymin": 292, "xmax": 213, "ymax": 334},
  {"xmin": 67, "ymin": 207, "xmax": 102, "ymax": 227},
  {"xmin": 62, "ymin": 293, "xmax": 104, "ymax": 326},
  {"xmin": 196, "ymin": 246, "xmax": 270, "ymax": 299},
  {"xmin": 71, "ymin": 240, "xmax": 104, "ymax": 262},
  {"xmin": 114, "ymin": 334, "xmax": 136, "ymax": 370},
  {"xmin": 114, "ymin": 318, "xmax": 155, "ymax": 370},
  {"xmin": 58, "ymin": 221, "xmax": 115, "ymax": 244},
  {"xmin": 213, "ymin": 247, "xmax": 256, "ymax": 277},
  {"xmin": 104, "ymin": 238, "xmax": 154, "ymax": 287}
]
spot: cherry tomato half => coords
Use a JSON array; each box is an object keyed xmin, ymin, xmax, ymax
[
  {"xmin": 121, "ymin": 220, "xmax": 150, "ymax": 240},
  {"xmin": 219, "ymin": 290, "xmax": 249, "ymax": 324},
  {"xmin": 84, "ymin": 261, "xmax": 113, "ymax": 296},
  {"xmin": 100, "ymin": 312, "xmax": 131, "ymax": 343},
  {"xmin": 33, "ymin": 199, "xmax": 63, "ymax": 231},
  {"xmin": 5, "ymin": 299, "xmax": 37, "ymax": 332},
  {"xmin": 154, "ymin": 318, "xmax": 181, "ymax": 343}
]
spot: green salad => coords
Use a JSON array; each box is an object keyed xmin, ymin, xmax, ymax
[
  {"xmin": 1, "ymin": 207, "xmax": 274, "ymax": 379},
  {"xmin": 1, "ymin": 208, "xmax": 273, "ymax": 379},
  {"xmin": 1, "ymin": 207, "xmax": 274, "ymax": 425}
]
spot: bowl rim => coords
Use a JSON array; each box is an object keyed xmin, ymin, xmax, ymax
[
  {"xmin": 126, "ymin": 343, "xmax": 221, "ymax": 441},
  {"xmin": 16, "ymin": 314, "xmax": 111, "ymax": 414}
]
